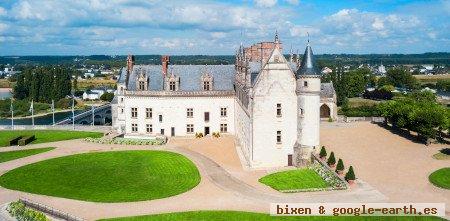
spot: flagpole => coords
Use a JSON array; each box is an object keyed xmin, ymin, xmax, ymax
[
  {"xmin": 30, "ymin": 100, "xmax": 34, "ymax": 129},
  {"xmin": 10, "ymin": 99, "xmax": 14, "ymax": 130},
  {"xmin": 72, "ymin": 96, "xmax": 75, "ymax": 130},
  {"xmin": 51, "ymin": 100, "xmax": 55, "ymax": 126},
  {"xmin": 92, "ymin": 105, "xmax": 95, "ymax": 126}
]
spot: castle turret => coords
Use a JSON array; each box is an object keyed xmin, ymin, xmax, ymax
[{"xmin": 294, "ymin": 40, "xmax": 321, "ymax": 166}]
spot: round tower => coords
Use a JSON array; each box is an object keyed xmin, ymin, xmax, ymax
[{"xmin": 294, "ymin": 41, "xmax": 321, "ymax": 166}]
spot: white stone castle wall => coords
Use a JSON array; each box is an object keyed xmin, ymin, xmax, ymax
[
  {"xmin": 251, "ymin": 52, "xmax": 298, "ymax": 168},
  {"xmin": 123, "ymin": 96, "xmax": 235, "ymax": 137},
  {"xmin": 234, "ymin": 99, "xmax": 252, "ymax": 166}
]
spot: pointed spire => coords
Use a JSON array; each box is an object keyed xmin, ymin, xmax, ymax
[
  {"xmin": 296, "ymin": 39, "xmax": 319, "ymax": 77},
  {"xmin": 275, "ymin": 30, "xmax": 279, "ymax": 43}
]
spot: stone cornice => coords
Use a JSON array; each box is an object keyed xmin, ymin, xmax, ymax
[{"xmin": 125, "ymin": 90, "xmax": 235, "ymax": 97}]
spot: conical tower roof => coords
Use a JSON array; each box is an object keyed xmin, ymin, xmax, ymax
[{"xmin": 296, "ymin": 43, "xmax": 319, "ymax": 77}]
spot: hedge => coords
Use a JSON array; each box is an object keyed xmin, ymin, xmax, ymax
[
  {"xmin": 18, "ymin": 135, "xmax": 35, "ymax": 146},
  {"xmin": 9, "ymin": 136, "xmax": 23, "ymax": 146}
]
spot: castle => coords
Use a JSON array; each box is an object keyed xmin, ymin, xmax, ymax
[{"xmin": 112, "ymin": 34, "xmax": 337, "ymax": 168}]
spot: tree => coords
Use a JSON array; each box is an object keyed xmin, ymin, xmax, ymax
[
  {"xmin": 319, "ymin": 146, "xmax": 327, "ymax": 158},
  {"xmin": 100, "ymin": 92, "xmax": 114, "ymax": 102},
  {"xmin": 383, "ymin": 67, "xmax": 419, "ymax": 90},
  {"xmin": 345, "ymin": 166, "xmax": 356, "ymax": 181},
  {"xmin": 327, "ymin": 152, "xmax": 336, "ymax": 166},
  {"xmin": 336, "ymin": 159, "xmax": 344, "ymax": 172}
]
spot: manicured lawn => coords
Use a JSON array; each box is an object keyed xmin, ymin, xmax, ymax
[
  {"xmin": 0, "ymin": 150, "xmax": 200, "ymax": 202},
  {"xmin": 0, "ymin": 130, "xmax": 103, "ymax": 147},
  {"xmin": 0, "ymin": 147, "xmax": 55, "ymax": 163},
  {"xmin": 428, "ymin": 167, "xmax": 450, "ymax": 189},
  {"xmin": 259, "ymin": 169, "xmax": 330, "ymax": 191},
  {"xmin": 99, "ymin": 211, "xmax": 445, "ymax": 221}
]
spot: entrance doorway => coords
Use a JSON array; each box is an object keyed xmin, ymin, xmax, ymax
[
  {"xmin": 320, "ymin": 104, "xmax": 331, "ymax": 118},
  {"xmin": 288, "ymin": 154, "xmax": 293, "ymax": 166},
  {"xmin": 204, "ymin": 127, "xmax": 210, "ymax": 135},
  {"xmin": 171, "ymin": 127, "xmax": 175, "ymax": 136}
]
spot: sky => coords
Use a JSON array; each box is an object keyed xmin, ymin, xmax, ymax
[{"xmin": 0, "ymin": 0, "xmax": 449, "ymax": 55}]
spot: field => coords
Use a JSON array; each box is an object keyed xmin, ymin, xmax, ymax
[
  {"xmin": 78, "ymin": 78, "xmax": 116, "ymax": 90},
  {"xmin": 100, "ymin": 211, "xmax": 445, "ymax": 221},
  {"xmin": 0, "ymin": 79, "xmax": 14, "ymax": 88},
  {"xmin": 0, "ymin": 150, "xmax": 201, "ymax": 202},
  {"xmin": 428, "ymin": 168, "xmax": 450, "ymax": 189},
  {"xmin": 414, "ymin": 74, "xmax": 450, "ymax": 84},
  {"xmin": 347, "ymin": 98, "xmax": 380, "ymax": 108},
  {"xmin": 259, "ymin": 169, "xmax": 330, "ymax": 191},
  {"xmin": 0, "ymin": 147, "xmax": 55, "ymax": 163},
  {"xmin": 0, "ymin": 130, "xmax": 103, "ymax": 147}
]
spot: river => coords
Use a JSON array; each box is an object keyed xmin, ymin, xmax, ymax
[
  {"xmin": 0, "ymin": 110, "xmax": 84, "ymax": 125},
  {"xmin": 0, "ymin": 88, "xmax": 12, "ymax": 100}
]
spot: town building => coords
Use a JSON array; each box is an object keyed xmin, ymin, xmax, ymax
[{"xmin": 112, "ymin": 34, "xmax": 337, "ymax": 168}]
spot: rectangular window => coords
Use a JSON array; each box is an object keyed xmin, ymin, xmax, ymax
[
  {"xmin": 220, "ymin": 124, "xmax": 228, "ymax": 133},
  {"xmin": 203, "ymin": 81, "xmax": 210, "ymax": 91},
  {"xmin": 139, "ymin": 81, "xmax": 145, "ymax": 90},
  {"xmin": 186, "ymin": 108, "xmax": 193, "ymax": 118},
  {"xmin": 159, "ymin": 115, "xmax": 163, "ymax": 123},
  {"xmin": 300, "ymin": 108, "xmax": 304, "ymax": 116},
  {"xmin": 169, "ymin": 82, "xmax": 176, "ymax": 91},
  {"xmin": 220, "ymin": 107, "xmax": 227, "ymax": 117},
  {"xmin": 146, "ymin": 124, "xmax": 153, "ymax": 133},
  {"xmin": 304, "ymin": 81, "xmax": 308, "ymax": 87},
  {"xmin": 186, "ymin": 124, "xmax": 194, "ymax": 133},
  {"xmin": 276, "ymin": 131, "xmax": 282, "ymax": 144},
  {"xmin": 276, "ymin": 103, "xmax": 282, "ymax": 117},
  {"xmin": 160, "ymin": 129, "xmax": 164, "ymax": 135},
  {"xmin": 131, "ymin": 123, "xmax": 138, "ymax": 132},
  {"xmin": 121, "ymin": 108, "xmax": 124, "ymax": 114},
  {"xmin": 146, "ymin": 108, "xmax": 152, "ymax": 119},
  {"xmin": 131, "ymin": 107, "xmax": 138, "ymax": 118},
  {"xmin": 204, "ymin": 112, "xmax": 210, "ymax": 122}
]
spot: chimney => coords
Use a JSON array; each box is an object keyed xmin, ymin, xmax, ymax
[
  {"xmin": 161, "ymin": 55, "xmax": 170, "ymax": 77},
  {"xmin": 127, "ymin": 54, "xmax": 135, "ymax": 73}
]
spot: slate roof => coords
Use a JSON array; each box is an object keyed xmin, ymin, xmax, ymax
[
  {"xmin": 126, "ymin": 65, "xmax": 235, "ymax": 91},
  {"xmin": 296, "ymin": 44, "xmax": 320, "ymax": 77},
  {"xmin": 320, "ymin": 82, "xmax": 335, "ymax": 98},
  {"xmin": 249, "ymin": 61, "xmax": 299, "ymax": 85}
]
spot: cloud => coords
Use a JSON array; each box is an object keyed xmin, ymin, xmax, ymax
[
  {"xmin": 254, "ymin": 0, "xmax": 277, "ymax": 8},
  {"xmin": 285, "ymin": 0, "xmax": 299, "ymax": 6},
  {"xmin": 289, "ymin": 25, "xmax": 319, "ymax": 37},
  {"xmin": 0, "ymin": 7, "xmax": 6, "ymax": 17}
]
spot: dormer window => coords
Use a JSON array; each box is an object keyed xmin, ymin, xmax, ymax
[
  {"xmin": 201, "ymin": 72, "xmax": 213, "ymax": 91},
  {"xmin": 136, "ymin": 70, "xmax": 148, "ymax": 91},
  {"xmin": 203, "ymin": 81, "xmax": 211, "ymax": 90},
  {"xmin": 165, "ymin": 72, "xmax": 180, "ymax": 92},
  {"xmin": 169, "ymin": 82, "xmax": 176, "ymax": 91}
]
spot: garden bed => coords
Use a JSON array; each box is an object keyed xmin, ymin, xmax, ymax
[{"xmin": 84, "ymin": 137, "xmax": 166, "ymax": 145}]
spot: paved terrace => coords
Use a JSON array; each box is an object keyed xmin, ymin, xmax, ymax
[{"xmin": 0, "ymin": 122, "xmax": 448, "ymax": 220}]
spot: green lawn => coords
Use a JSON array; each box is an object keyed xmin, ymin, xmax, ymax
[
  {"xmin": 0, "ymin": 147, "xmax": 55, "ymax": 163},
  {"xmin": 99, "ymin": 211, "xmax": 445, "ymax": 221},
  {"xmin": 0, "ymin": 150, "xmax": 201, "ymax": 202},
  {"xmin": 0, "ymin": 130, "xmax": 103, "ymax": 147},
  {"xmin": 428, "ymin": 167, "xmax": 450, "ymax": 189},
  {"xmin": 259, "ymin": 169, "xmax": 330, "ymax": 191}
]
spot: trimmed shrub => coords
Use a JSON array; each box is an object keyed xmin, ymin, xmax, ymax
[
  {"xmin": 345, "ymin": 166, "xmax": 356, "ymax": 181},
  {"xmin": 440, "ymin": 148, "xmax": 450, "ymax": 155},
  {"xmin": 18, "ymin": 135, "xmax": 35, "ymax": 146},
  {"xmin": 195, "ymin": 132, "xmax": 204, "ymax": 138},
  {"xmin": 84, "ymin": 137, "xmax": 165, "ymax": 145},
  {"xmin": 7, "ymin": 201, "xmax": 50, "ymax": 221},
  {"xmin": 327, "ymin": 152, "xmax": 336, "ymax": 166},
  {"xmin": 212, "ymin": 132, "xmax": 220, "ymax": 138},
  {"xmin": 9, "ymin": 136, "xmax": 23, "ymax": 146},
  {"xmin": 336, "ymin": 159, "xmax": 344, "ymax": 172},
  {"xmin": 319, "ymin": 146, "xmax": 327, "ymax": 158}
]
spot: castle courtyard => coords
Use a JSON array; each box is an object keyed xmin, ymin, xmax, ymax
[{"xmin": 0, "ymin": 122, "xmax": 448, "ymax": 220}]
